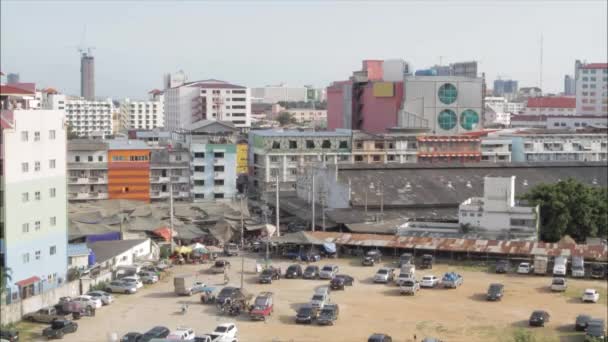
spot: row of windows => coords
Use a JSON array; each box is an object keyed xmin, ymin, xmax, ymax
[
  {"xmin": 74, "ymin": 155, "xmax": 103, "ymax": 162},
  {"xmin": 22, "ymin": 188, "xmax": 57, "ymax": 202},
  {"xmin": 111, "ymin": 155, "xmax": 149, "ymax": 161},
  {"xmin": 271, "ymin": 140, "xmax": 349, "ymax": 150},
  {"xmin": 21, "ymin": 130, "xmax": 56, "ymax": 142},
  {"xmin": 193, "ymin": 193, "xmax": 225, "ymax": 199},
  {"xmin": 22, "ymin": 160, "xmax": 57, "ymax": 172},
  {"xmin": 581, "ymin": 69, "xmax": 608, "ymax": 74},
  {"xmin": 22, "ymin": 246, "xmax": 56, "ymax": 264},
  {"xmin": 22, "ymin": 216, "xmax": 57, "ymax": 233}
]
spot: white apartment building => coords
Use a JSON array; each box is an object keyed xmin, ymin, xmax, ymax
[
  {"xmin": 480, "ymin": 138, "xmax": 512, "ymax": 162},
  {"xmin": 1, "ymin": 108, "xmax": 68, "ymax": 300},
  {"xmin": 575, "ymin": 62, "xmax": 608, "ymax": 115},
  {"xmin": 459, "ymin": 176, "xmax": 539, "ymax": 236},
  {"xmin": 251, "ymin": 84, "xmax": 308, "ymax": 103},
  {"xmin": 67, "ymin": 140, "xmax": 109, "ymax": 201},
  {"xmin": 46, "ymin": 93, "xmax": 114, "ymax": 137},
  {"xmin": 522, "ymin": 97, "xmax": 576, "ymax": 116},
  {"xmin": 164, "ymin": 79, "xmax": 251, "ymax": 131},
  {"xmin": 121, "ymin": 92, "xmax": 164, "ymax": 130},
  {"xmin": 285, "ymin": 108, "xmax": 327, "ymax": 124},
  {"xmin": 501, "ymin": 131, "xmax": 608, "ymax": 162}
]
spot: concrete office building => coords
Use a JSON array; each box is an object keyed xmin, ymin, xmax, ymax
[
  {"xmin": 284, "ymin": 108, "xmax": 327, "ymax": 124},
  {"xmin": 164, "ymin": 79, "xmax": 251, "ymax": 131},
  {"xmin": 1, "ymin": 107, "xmax": 68, "ymax": 301},
  {"xmin": 564, "ymin": 75, "xmax": 575, "ymax": 96},
  {"xmin": 67, "ymin": 140, "xmax": 109, "ymax": 201},
  {"xmin": 121, "ymin": 90, "xmax": 164, "ymax": 130},
  {"xmin": 575, "ymin": 61, "xmax": 608, "ymax": 115},
  {"xmin": 149, "ymin": 141, "xmax": 191, "ymax": 201},
  {"xmin": 80, "ymin": 51, "xmax": 95, "ymax": 100},
  {"xmin": 510, "ymin": 114, "xmax": 608, "ymax": 130}
]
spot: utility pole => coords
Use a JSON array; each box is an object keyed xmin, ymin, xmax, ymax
[
  {"xmin": 169, "ymin": 177, "xmax": 175, "ymax": 253},
  {"xmin": 275, "ymin": 173, "xmax": 280, "ymax": 237},
  {"xmin": 364, "ymin": 188, "xmax": 368, "ymax": 215},
  {"xmin": 239, "ymin": 193, "xmax": 245, "ymax": 289},
  {"xmin": 379, "ymin": 182, "xmax": 384, "ymax": 222},
  {"xmin": 311, "ymin": 166, "xmax": 316, "ymax": 232}
]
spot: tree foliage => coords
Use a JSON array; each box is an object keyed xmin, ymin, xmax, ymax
[
  {"xmin": 276, "ymin": 112, "xmax": 296, "ymax": 126},
  {"xmin": 66, "ymin": 123, "xmax": 80, "ymax": 140},
  {"xmin": 520, "ymin": 178, "xmax": 608, "ymax": 242}
]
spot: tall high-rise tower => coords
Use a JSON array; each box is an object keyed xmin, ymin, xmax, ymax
[{"xmin": 80, "ymin": 51, "xmax": 95, "ymax": 100}]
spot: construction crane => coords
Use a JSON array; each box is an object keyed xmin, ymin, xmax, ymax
[{"xmin": 76, "ymin": 25, "xmax": 95, "ymax": 57}]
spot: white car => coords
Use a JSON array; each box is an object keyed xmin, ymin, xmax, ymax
[
  {"xmin": 200, "ymin": 323, "xmax": 237, "ymax": 342},
  {"xmin": 395, "ymin": 272, "xmax": 413, "ymax": 286},
  {"xmin": 104, "ymin": 280, "xmax": 137, "ymax": 294},
  {"xmin": 310, "ymin": 293, "xmax": 330, "ymax": 310},
  {"xmin": 582, "ymin": 288, "xmax": 600, "ymax": 303},
  {"xmin": 550, "ymin": 277, "xmax": 567, "ymax": 292},
  {"xmin": 121, "ymin": 276, "xmax": 143, "ymax": 289},
  {"xmin": 373, "ymin": 268, "xmax": 395, "ymax": 283},
  {"xmin": 517, "ymin": 262, "xmax": 531, "ymax": 274},
  {"xmin": 138, "ymin": 271, "xmax": 159, "ymax": 284},
  {"xmin": 420, "ymin": 275, "xmax": 440, "ymax": 288},
  {"xmin": 72, "ymin": 295, "xmax": 103, "ymax": 309},
  {"xmin": 167, "ymin": 327, "xmax": 195, "ymax": 340},
  {"xmin": 86, "ymin": 291, "xmax": 114, "ymax": 305},
  {"xmin": 319, "ymin": 265, "xmax": 339, "ymax": 279}
]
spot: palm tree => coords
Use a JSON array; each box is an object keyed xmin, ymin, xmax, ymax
[{"xmin": 0, "ymin": 266, "xmax": 12, "ymax": 300}]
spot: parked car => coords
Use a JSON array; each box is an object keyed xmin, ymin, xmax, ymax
[
  {"xmin": 362, "ymin": 250, "xmax": 382, "ymax": 266},
  {"xmin": 582, "ymin": 289, "xmax": 600, "ymax": 303},
  {"xmin": 399, "ymin": 253, "xmax": 413, "ymax": 267},
  {"xmin": 550, "ymin": 277, "xmax": 567, "ymax": 292},
  {"xmin": 120, "ymin": 332, "xmax": 143, "ymax": 342},
  {"xmin": 517, "ymin": 262, "xmax": 531, "ymax": 274},
  {"xmin": 303, "ymin": 265, "xmax": 320, "ymax": 279},
  {"xmin": 259, "ymin": 266, "xmax": 281, "ymax": 284},
  {"xmin": 310, "ymin": 293, "xmax": 330, "ymax": 310},
  {"xmin": 140, "ymin": 326, "xmax": 171, "ymax": 342},
  {"xmin": 300, "ymin": 251, "xmax": 321, "ymax": 262},
  {"xmin": 121, "ymin": 276, "xmax": 143, "ymax": 289},
  {"xmin": 295, "ymin": 305, "xmax": 317, "ymax": 324},
  {"xmin": 23, "ymin": 306, "xmax": 67, "ymax": 323},
  {"xmin": 529, "ymin": 310, "xmax": 550, "ymax": 327},
  {"xmin": 420, "ymin": 254, "xmax": 434, "ymax": 269},
  {"xmin": 395, "ymin": 272, "xmax": 413, "ymax": 286},
  {"xmin": 319, "ymin": 265, "xmax": 339, "ymax": 279},
  {"xmin": 224, "ymin": 243, "xmax": 239, "ymax": 256},
  {"xmin": 0, "ymin": 329, "xmax": 19, "ymax": 342},
  {"xmin": 72, "ymin": 295, "xmax": 103, "ymax": 309},
  {"xmin": 330, "ymin": 274, "xmax": 354, "ymax": 290},
  {"xmin": 585, "ymin": 319, "xmax": 606, "ymax": 341},
  {"xmin": 105, "ymin": 280, "xmax": 138, "ymax": 294},
  {"xmin": 211, "ymin": 260, "xmax": 231, "ymax": 274},
  {"xmin": 420, "ymin": 275, "xmax": 440, "ymax": 288},
  {"xmin": 249, "ymin": 292, "xmax": 274, "ymax": 321},
  {"xmin": 86, "ymin": 291, "xmax": 114, "ymax": 305},
  {"xmin": 590, "ymin": 264, "xmax": 606, "ymax": 279},
  {"xmin": 138, "ymin": 271, "xmax": 159, "ymax": 284},
  {"xmin": 317, "ymin": 304, "xmax": 339, "ymax": 325},
  {"xmin": 486, "ymin": 283, "xmax": 504, "ymax": 301},
  {"xmin": 284, "ymin": 264, "xmax": 303, "ymax": 279},
  {"xmin": 400, "ymin": 280, "xmax": 420, "ymax": 295},
  {"xmin": 373, "ymin": 268, "xmax": 395, "ymax": 283},
  {"xmin": 216, "ymin": 287, "xmax": 245, "ymax": 306},
  {"xmin": 368, "ymin": 334, "xmax": 393, "ymax": 342},
  {"xmin": 441, "ymin": 272, "xmax": 463, "ymax": 288},
  {"xmin": 207, "ymin": 323, "xmax": 238, "ymax": 342},
  {"xmin": 42, "ymin": 320, "xmax": 78, "ymax": 339},
  {"xmin": 167, "ymin": 327, "xmax": 195, "ymax": 340},
  {"xmin": 495, "ymin": 260, "xmax": 509, "ymax": 273},
  {"xmin": 575, "ymin": 314, "xmax": 593, "ymax": 331}
]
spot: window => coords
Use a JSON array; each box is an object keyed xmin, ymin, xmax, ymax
[
  {"xmin": 34, "ymin": 161, "xmax": 41, "ymax": 171},
  {"xmin": 214, "ymin": 165, "xmax": 225, "ymax": 172},
  {"xmin": 194, "ymin": 180, "xmax": 205, "ymax": 186},
  {"xmin": 35, "ymin": 221, "xmax": 41, "ymax": 230},
  {"xmin": 98, "ymin": 156, "xmax": 103, "ymax": 162},
  {"xmin": 289, "ymin": 140, "xmax": 297, "ymax": 149},
  {"xmin": 339, "ymin": 155, "xmax": 349, "ymax": 161},
  {"xmin": 50, "ymin": 246, "xmax": 56, "ymax": 255},
  {"xmin": 372, "ymin": 155, "xmax": 381, "ymax": 162},
  {"xmin": 194, "ymin": 194, "xmax": 205, "ymax": 199},
  {"xmin": 354, "ymin": 155, "xmax": 363, "ymax": 162},
  {"xmin": 306, "ymin": 140, "xmax": 315, "ymax": 149},
  {"xmin": 22, "ymin": 223, "xmax": 30, "ymax": 233},
  {"xmin": 50, "ymin": 188, "xmax": 56, "ymax": 197},
  {"xmin": 270, "ymin": 156, "xmax": 279, "ymax": 163},
  {"xmin": 374, "ymin": 142, "xmax": 384, "ymax": 149},
  {"xmin": 49, "ymin": 130, "xmax": 56, "ymax": 139},
  {"xmin": 214, "ymin": 193, "xmax": 225, "ymax": 199},
  {"xmin": 23, "ymin": 253, "xmax": 30, "ymax": 264},
  {"xmin": 214, "ymin": 179, "xmax": 224, "ymax": 185},
  {"xmin": 50, "ymin": 216, "xmax": 56, "ymax": 226},
  {"xmin": 22, "ymin": 192, "xmax": 29, "ymax": 202},
  {"xmin": 194, "ymin": 152, "xmax": 205, "ymax": 158},
  {"xmin": 88, "ymin": 156, "xmax": 93, "ymax": 162},
  {"xmin": 22, "ymin": 162, "xmax": 29, "ymax": 172},
  {"xmin": 460, "ymin": 110, "xmax": 480, "ymax": 130},
  {"xmin": 21, "ymin": 131, "xmax": 29, "ymax": 141},
  {"xmin": 214, "ymin": 152, "xmax": 224, "ymax": 158},
  {"xmin": 174, "ymin": 154, "xmax": 182, "ymax": 161},
  {"xmin": 75, "ymin": 156, "xmax": 80, "ymax": 162},
  {"xmin": 35, "ymin": 191, "xmax": 41, "ymax": 200},
  {"xmin": 194, "ymin": 166, "xmax": 205, "ymax": 172},
  {"xmin": 272, "ymin": 141, "xmax": 281, "ymax": 149},
  {"xmin": 339, "ymin": 140, "xmax": 348, "ymax": 148},
  {"xmin": 49, "ymin": 159, "xmax": 56, "ymax": 169},
  {"xmin": 34, "ymin": 131, "xmax": 41, "ymax": 141},
  {"xmin": 438, "ymin": 83, "xmax": 458, "ymax": 104},
  {"xmin": 321, "ymin": 140, "xmax": 331, "ymax": 148},
  {"xmin": 35, "ymin": 251, "xmax": 41, "ymax": 260},
  {"xmin": 387, "ymin": 155, "xmax": 396, "ymax": 161},
  {"xmin": 290, "ymin": 168, "xmax": 297, "ymax": 175}
]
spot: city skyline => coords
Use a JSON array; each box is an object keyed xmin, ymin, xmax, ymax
[{"xmin": 1, "ymin": 1, "xmax": 607, "ymax": 99}]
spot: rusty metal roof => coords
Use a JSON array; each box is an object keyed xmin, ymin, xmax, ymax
[{"xmin": 303, "ymin": 232, "xmax": 607, "ymax": 261}]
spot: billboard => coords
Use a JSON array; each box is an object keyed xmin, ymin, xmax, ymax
[{"xmin": 237, "ymin": 143, "xmax": 248, "ymax": 175}]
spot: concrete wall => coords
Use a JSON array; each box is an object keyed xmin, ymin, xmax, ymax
[{"xmin": 1, "ymin": 281, "xmax": 80, "ymax": 324}]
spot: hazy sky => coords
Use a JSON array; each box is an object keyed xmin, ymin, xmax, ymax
[{"xmin": 1, "ymin": 1, "xmax": 606, "ymax": 99}]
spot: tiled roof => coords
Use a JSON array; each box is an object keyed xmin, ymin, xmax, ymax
[
  {"xmin": 581, "ymin": 63, "xmax": 608, "ymax": 69},
  {"xmin": 527, "ymin": 97, "xmax": 575, "ymax": 108},
  {"xmin": 181, "ymin": 79, "xmax": 246, "ymax": 90},
  {"xmin": 0, "ymin": 84, "xmax": 36, "ymax": 95}
]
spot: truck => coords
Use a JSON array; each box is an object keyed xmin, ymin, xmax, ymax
[
  {"xmin": 534, "ymin": 255, "xmax": 548, "ymax": 275},
  {"xmin": 441, "ymin": 272, "xmax": 463, "ymax": 289},
  {"xmin": 174, "ymin": 274, "xmax": 206, "ymax": 296},
  {"xmin": 23, "ymin": 306, "xmax": 69, "ymax": 323},
  {"xmin": 553, "ymin": 256, "xmax": 568, "ymax": 277},
  {"xmin": 571, "ymin": 256, "xmax": 585, "ymax": 278}
]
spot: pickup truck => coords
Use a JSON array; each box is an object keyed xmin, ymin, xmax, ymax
[
  {"xmin": 197, "ymin": 323, "xmax": 238, "ymax": 342},
  {"xmin": 23, "ymin": 307, "xmax": 68, "ymax": 323},
  {"xmin": 442, "ymin": 272, "xmax": 463, "ymax": 289},
  {"xmin": 42, "ymin": 320, "xmax": 78, "ymax": 339}
]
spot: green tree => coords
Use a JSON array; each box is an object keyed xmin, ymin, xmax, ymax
[
  {"xmin": 0, "ymin": 266, "xmax": 12, "ymax": 303},
  {"xmin": 512, "ymin": 329, "xmax": 535, "ymax": 342},
  {"xmin": 276, "ymin": 112, "xmax": 295, "ymax": 126},
  {"xmin": 520, "ymin": 178, "xmax": 608, "ymax": 242},
  {"xmin": 66, "ymin": 123, "xmax": 80, "ymax": 140}
]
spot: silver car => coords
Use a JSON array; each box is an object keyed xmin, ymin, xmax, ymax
[
  {"xmin": 310, "ymin": 293, "xmax": 330, "ymax": 310},
  {"xmin": 104, "ymin": 280, "xmax": 137, "ymax": 294},
  {"xmin": 86, "ymin": 291, "xmax": 114, "ymax": 305},
  {"xmin": 138, "ymin": 271, "xmax": 159, "ymax": 284},
  {"xmin": 319, "ymin": 265, "xmax": 339, "ymax": 279}
]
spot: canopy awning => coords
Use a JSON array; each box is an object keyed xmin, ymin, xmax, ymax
[{"xmin": 16, "ymin": 276, "xmax": 41, "ymax": 287}]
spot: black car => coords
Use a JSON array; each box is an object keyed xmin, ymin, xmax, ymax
[
  {"xmin": 495, "ymin": 260, "xmax": 509, "ymax": 273},
  {"xmin": 486, "ymin": 283, "xmax": 504, "ymax": 301},
  {"xmin": 303, "ymin": 265, "xmax": 319, "ymax": 279},
  {"xmin": 368, "ymin": 333, "xmax": 393, "ymax": 342},
  {"xmin": 259, "ymin": 267, "xmax": 281, "ymax": 284},
  {"xmin": 529, "ymin": 310, "xmax": 550, "ymax": 327},
  {"xmin": 300, "ymin": 251, "xmax": 321, "ymax": 262},
  {"xmin": 295, "ymin": 305, "xmax": 317, "ymax": 324},
  {"xmin": 317, "ymin": 304, "xmax": 339, "ymax": 325},
  {"xmin": 140, "ymin": 326, "xmax": 170, "ymax": 342},
  {"xmin": 216, "ymin": 286, "xmax": 241, "ymax": 305},
  {"xmin": 362, "ymin": 250, "xmax": 382, "ymax": 266},
  {"xmin": 591, "ymin": 264, "xmax": 606, "ymax": 279},
  {"xmin": 575, "ymin": 314, "xmax": 593, "ymax": 331},
  {"xmin": 42, "ymin": 320, "xmax": 78, "ymax": 339},
  {"xmin": 399, "ymin": 253, "xmax": 413, "ymax": 267},
  {"xmin": 120, "ymin": 332, "xmax": 143, "ymax": 342},
  {"xmin": 330, "ymin": 274, "xmax": 354, "ymax": 290},
  {"xmin": 0, "ymin": 329, "xmax": 19, "ymax": 342},
  {"xmin": 285, "ymin": 264, "xmax": 303, "ymax": 279},
  {"xmin": 585, "ymin": 319, "xmax": 606, "ymax": 341},
  {"xmin": 420, "ymin": 254, "xmax": 434, "ymax": 269}
]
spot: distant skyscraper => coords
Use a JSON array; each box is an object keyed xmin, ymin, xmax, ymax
[
  {"xmin": 7, "ymin": 73, "xmax": 20, "ymax": 84},
  {"xmin": 564, "ymin": 75, "xmax": 575, "ymax": 95},
  {"xmin": 80, "ymin": 51, "xmax": 95, "ymax": 100},
  {"xmin": 493, "ymin": 79, "xmax": 519, "ymax": 97}
]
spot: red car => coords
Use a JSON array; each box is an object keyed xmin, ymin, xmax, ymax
[{"xmin": 249, "ymin": 292, "xmax": 274, "ymax": 321}]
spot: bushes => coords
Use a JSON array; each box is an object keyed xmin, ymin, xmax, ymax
[{"xmin": 89, "ymin": 281, "xmax": 108, "ymax": 292}]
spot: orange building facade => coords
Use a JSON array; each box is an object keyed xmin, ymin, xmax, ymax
[
  {"xmin": 108, "ymin": 148, "xmax": 151, "ymax": 202},
  {"xmin": 417, "ymin": 136, "xmax": 482, "ymax": 163}
]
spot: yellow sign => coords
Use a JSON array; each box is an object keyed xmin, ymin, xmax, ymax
[{"xmin": 237, "ymin": 144, "xmax": 248, "ymax": 175}]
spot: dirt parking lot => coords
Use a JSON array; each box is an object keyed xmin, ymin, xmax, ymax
[{"xmin": 18, "ymin": 255, "xmax": 608, "ymax": 342}]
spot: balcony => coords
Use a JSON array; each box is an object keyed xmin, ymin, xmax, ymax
[
  {"xmin": 191, "ymin": 173, "xmax": 205, "ymax": 180},
  {"xmin": 150, "ymin": 176, "xmax": 170, "ymax": 183},
  {"xmin": 192, "ymin": 158, "xmax": 206, "ymax": 166},
  {"xmin": 214, "ymin": 172, "xmax": 225, "ymax": 179},
  {"xmin": 68, "ymin": 192, "xmax": 109, "ymax": 200},
  {"xmin": 150, "ymin": 191, "xmax": 170, "ymax": 199},
  {"xmin": 213, "ymin": 158, "xmax": 225, "ymax": 166}
]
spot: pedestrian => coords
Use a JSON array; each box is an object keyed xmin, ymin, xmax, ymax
[
  {"xmin": 223, "ymin": 270, "xmax": 229, "ymax": 284},
  {"xmin": 413, "ymin": 334, "xmax": 417, "ymax": 341}
]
